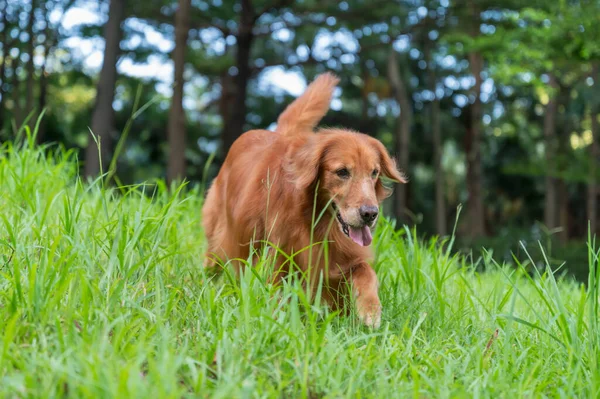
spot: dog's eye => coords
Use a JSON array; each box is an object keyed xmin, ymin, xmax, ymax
[
  {"xmin": 372, "ymin": 169, "xmax": 379, "ymax": 178},
  {"xmin": 336, "ymin": 168, "xmax": 350, "ymax": 179}
]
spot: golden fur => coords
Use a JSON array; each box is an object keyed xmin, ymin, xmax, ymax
[{"xmin": 202, "ymin": 73, "xmax": 406, "ymax": 328}]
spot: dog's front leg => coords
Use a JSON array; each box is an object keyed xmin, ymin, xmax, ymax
[{"xmin": 351, "ymin": 263, "xmax": 381, "ymax": 329}]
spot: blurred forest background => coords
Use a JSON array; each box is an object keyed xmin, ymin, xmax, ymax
[{"xmin": 1, "ymin": 0, "xmax": 599, "ymax": 277}]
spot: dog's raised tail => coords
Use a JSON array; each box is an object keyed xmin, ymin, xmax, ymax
[{"xmin": 276, "ymin": 72, "xmax": 340, "ymax": 135}]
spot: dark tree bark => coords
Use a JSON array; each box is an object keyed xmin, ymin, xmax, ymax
[
  {"xmin": 25, "ymin": 0, "xmax": 36, "ymax": 119},
  {"xmin": 0, "ymin": 0, "xmax": 10, "ymax": 129},
  {"xmin": 589, "ymin": 68, "xmax": 599, "ymax": 236},
  {"xmin": 387, "ymin": 48, "xmax": 412, "ymax": 225},
  {"xmin": 465, "ymin": 0, "xmax": 486, "ymax": 237},
  {"xmin": 556, "ymin": 82, "xmax": 571, "ymax": 243},
  {"xmin": 84, "ymin": 0, "xmax": 124, "ymax": 178},
  {"xmin": 218, "ymin": 0, "xmax": 293, "ymax": 155},
  {"xmin": 590, "ymin": 116, "xmax": 599, "ymax": 234},
  {"xmin": 36, "ymin": 0, "xmax": 51, "ymax": 143},
  {"xmin": 219, "ymin": 71, "xmax": 236, "ymax": 132},
  {"xmin": 543, "ymin": 73, "xmax": 559, "ymax": 231},
  {"xmin": 11, "ymin": 55, "xmax": 22, "ymax": 129},
  {"xmin": 357, "ymin": 42, "xmax": 369, "ymax": 127},
  {"xmin": 220, "ymin": 0, "xmax": 255, "ymax": 155},
  {"xmin": 360, "ymin": 62, "xmax": 369, "ymax": 122},
  {"xmin": 425, "ymin": 42, "xmax": 446, "ymax": 236},
  {"xmin": 166, "ymin": 0, "xmax": 191, "ymax": 183},
  {"xmin": 36, "ymin": 0, "xmax": 76, "ymax": 143},
  {"xmin": 556, "ymin": 179, "xmax": 569, "ymax": 243},
  {"xmin": 37, "ymin": 48, "xmax": 50, "ymax": 142}
]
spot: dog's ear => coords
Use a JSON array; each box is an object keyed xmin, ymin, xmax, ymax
[
  {"xmin": 287, "ymin": 137, "xmax": 326, "ymax": 190},
  {"xmin": 371, "ymin": 140, "xmax": 407, "ymax": 199}
]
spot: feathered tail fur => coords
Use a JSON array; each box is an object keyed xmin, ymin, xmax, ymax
[{"xmin": 276, "ymin": 72, "xmax": 340, "ymax": 135}]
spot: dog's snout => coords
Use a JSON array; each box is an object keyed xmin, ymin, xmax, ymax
[{"xmin": 359, "ymin": 205, "xmax": 378, "ymax": 224}]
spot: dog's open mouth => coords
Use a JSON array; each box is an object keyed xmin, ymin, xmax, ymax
[{"xmin": 332, "ymin": 203, "xmax": 373, "ymax": 247}]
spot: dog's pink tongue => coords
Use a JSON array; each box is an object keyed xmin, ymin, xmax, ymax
[{"xmin": 349, "ymin": 225, "xmax": 373, "ymax": 246}]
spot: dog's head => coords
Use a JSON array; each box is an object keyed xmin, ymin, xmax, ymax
[{"xmin": 289, "ymin": 129, "xmax": 406, "ymax": 247}]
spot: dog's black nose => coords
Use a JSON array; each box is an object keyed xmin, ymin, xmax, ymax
[{"xmin": 359, "ymin": 205, "xmax": 379, "ymax": 224}]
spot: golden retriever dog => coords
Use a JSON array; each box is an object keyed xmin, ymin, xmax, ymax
[{"xmin": 202, "ymin": 73, "xmax": 405, "ymax": 328}]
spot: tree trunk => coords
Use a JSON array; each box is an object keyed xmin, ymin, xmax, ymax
[
  {"xmin": 84, "ymin": 0, "xmax": 124, "ymax": 178},
  {"xmin": 543, "ymin": 73, "xmax": 559, "ymax": 231},
  {"xmin": 221, "ymin": 0, "xmax": 254, "ymax": 155},
  {"xmin": 556, "ymin": 179, "xmax": 569, "ymax": 243},
  {"xmin": 587, "ymin": 64, "xmax": 599, "ymax": 237},
  {"xmin": 25, "ymin": 0, "xmax": 36, "ymax": 120},
  {"xmin": 218, "ymin": 72, "xmax": 236, "ymax": 164},
  {"xmin": 556, "ymin": 83, "xmax": 571, "ymax": 243},
  {"xmin": 37, "ymin": 50, "xmax": 49, "ymax": 143},
  {"xmin": 465, "ymin": 1, "xmax": 486, "ymax": 237},
  {"xmin": 360, "ymin": 60, "xmax": 369, "ymax": 124},
  {"xmin": 387, "ymin": 48, "xmax": 412, "ymax": 225},
  {"xmin": 166, "ymin": 0, "xmax": 191, "ymax": 184},
  {"xmin": 589, "ymin": 112, "xmax": 599, "ymax": 235},
  {"xmin": 0, "ymin": 0, "xmax": 9, "ymax": 130},
  {"xmin": 36, "ymin": 0, "xmax": 51, "ymax": 143},
  {"xmin": 0, "ymin": 59, "xmax": 5, "ymax": 132},
  {"xmin": 36, "ymin": 0, "xmax": 75, "ymax": 143},
  {"xmin": 219, "ymin": 72, "xmax": 236, "ymax": 131},
  {"xmin": 465, "ymin": 50, "xmax": 486, "ymax": 237},
  {"xmin": 425, "ymin": 43, "xmax": 446, "ymax": 236},
  {"xmin": 11, "ymin": 56, "xmax": 22, "ymax": 130}
]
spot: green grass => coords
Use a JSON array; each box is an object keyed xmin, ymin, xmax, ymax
[{"xmin": 1, "ymin": 139, "xmax": 600, "ymax": 398}]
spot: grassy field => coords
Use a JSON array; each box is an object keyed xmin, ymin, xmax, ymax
[{"xmin": 1, "ymin": 140, "xmax": 600, "ymax": 398}]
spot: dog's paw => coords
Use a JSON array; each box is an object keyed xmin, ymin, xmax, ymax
[
  {"xmin": 357, "ymin": 298, "xmax": 382, "ymax": 329},
  {"xmin": 360, "ymin": 310, "xmax": 381, "ymax": 329}
]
